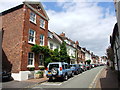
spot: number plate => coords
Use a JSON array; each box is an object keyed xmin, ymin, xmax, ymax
[{"xmin": 48, "ymin": 72, "xmax": 51, "ymax": 74}]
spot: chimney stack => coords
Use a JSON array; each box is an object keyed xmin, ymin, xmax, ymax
[{"xmin": 60, "ymin": 32, "xmax": 65, "ymax": 37}]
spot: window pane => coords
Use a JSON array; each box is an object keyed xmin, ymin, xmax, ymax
[
  {"xmin": 40, "ymin": 19, "xmax": 45, "ymax": 28},
  {"xmin": 39, "ymin": 55, "xmax": 44, "ymax": 65},
  {"xmin": 30, "ymin": 12, "xmax": 36, "ymax": 23},
  {"xmin": 28, "ymin": 53, "xmax": 34, "ymax": 65},
  {"xmin": 40, "ymin": 35, "xmax": 44, "ymax": 45},
  {"xmin": 50, "ymin": 43, "xmax": 53, "ymax": 50},
  {"xmin": 29, "ymin": 29, "xmax": 35, "ymax": 43}
]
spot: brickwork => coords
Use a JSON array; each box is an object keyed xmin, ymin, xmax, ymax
[
  {"xmin": 2, "ymin": 6, "xmax": 24, "ymax": 73},
  {"xmin": 2, "ymin": 3, "xmax": 48, "ymax": 73}
]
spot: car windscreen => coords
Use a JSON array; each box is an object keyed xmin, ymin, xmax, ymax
[{"xmin": 49, "ymin": 64, "xmax": 59, "ymax": 70}]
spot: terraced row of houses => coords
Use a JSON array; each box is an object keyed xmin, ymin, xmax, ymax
[{"xmin": 1, "ymin": 1, "xmax": 102, "ymax": 81}]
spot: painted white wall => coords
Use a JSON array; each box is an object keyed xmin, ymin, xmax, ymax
[
  {"xmin": 48, "ymin": 40, "xmax": 60, "ymax": 51},
  {"xmin": 85, "ymin": 52, "xmax": 91, "ymax": 61},
  {"xmin": 66, "ymin": 45, "xmax": 76, "ymax": 58},
  {"xmin": 12, "ymin": 70, "xmax": 44, "ymax": 81}
]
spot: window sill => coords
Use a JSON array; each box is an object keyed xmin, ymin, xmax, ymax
[
  {"xmin": 27, "ymin": 65, "xmax": 35, "ymax": 68},
  {"xmin": 39, "ymin": 44, "xmax": 44, "ymax": 46},
  {"xmin": 38, "ymin": 66, "xmax": 44, "ymax": 68},
  {"xmin": 40, "ymin": 26, "xmax": 45, "ymax": 30},
  {"xmin": 29, "ymin": 20, "xmax": 37, "ymax": 25},
  {"xmin": 28, "ymin": 41, "xmax": 35, "ymax": 45}
]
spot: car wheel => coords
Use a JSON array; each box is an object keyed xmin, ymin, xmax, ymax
[
  {"xmin": 48, "ymin": 77, "xmax": 53, "ymax": 82},
  {"xmin": 51, "ymin": 67, "xmax": 58, "ymax": 75},
  {"xmin": 71, "ymin": 72, "xmax": 74, "ymax": 77},
  {"xmin": 64, "ymin": 74, "xmax": 68, "ymax": 81},
  {"xmin": 76, "ymin": 71, "xmax": 78, "ymax": 75}
]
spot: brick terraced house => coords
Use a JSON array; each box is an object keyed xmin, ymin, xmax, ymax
[
  {"xmin": 1, "ymin": 1, "xmax": 49, "ymax": 81},
  {"xmin": 75, "ymin": 41, "xmax": 85, "ymax": 64}
]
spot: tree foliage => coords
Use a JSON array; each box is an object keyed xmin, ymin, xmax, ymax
[
  {"xmin": 85, "ymin": 60, "xmax": 91, "ymax": 64},
  {"xmin": 31, "ymin": 44, "xmax": 53, "ymax": 67},
  {"xmin": 31, "ymin": 42, "xmax": 70, "ymax": 67},
  {"xmin": 59, "ymin": 42, "xmax": 70, "ymax": 64}
]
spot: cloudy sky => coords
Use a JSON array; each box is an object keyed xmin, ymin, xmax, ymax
[{"xmin": 0, "ymin": 0, "xmax": 117, "ymax": 56}]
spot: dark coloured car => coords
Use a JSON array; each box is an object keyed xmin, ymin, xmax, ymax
[
  {"xmin": 70, "ymin": 64, "xmax": 82, "ymax": 75},
  {"xmin": 79, "ymin": 64, "xmax": 87, "ymax": 71},
  {"xmin": 85, "ymin": 64, "xmax": 90, "ymax": 70},
  {"xmin": 1, "ymin": 70, "xmax": 12, "ymax": 81}
]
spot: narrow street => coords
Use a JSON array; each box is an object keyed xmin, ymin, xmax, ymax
[{"xmin": 32, "ymin": 66, "xmax": 104, "ymax": 88}]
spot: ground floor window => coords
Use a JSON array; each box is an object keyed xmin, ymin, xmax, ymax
[
  {"xmin": 28, "ymin": 52, "xmax": 34, "ymax": 66},
  {"xmin": 39, "ymin": 54, "xmax": 44, "ymax": 65}
]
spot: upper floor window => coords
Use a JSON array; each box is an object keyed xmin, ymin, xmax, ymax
[
  {"xmin": 39, "ymin": 54, "xmax": 44, "ymax": 66},
  {"xmin": 48, "ymin": 32, "xmax": 53, "ymax": 38},
  {"xmin": 56, "ymin": 46, "xmax": 59, "ymax": 49},
  {"xmin": 28, "ymin": 52, "xmax": 34, "ymax": 66},
  {"xmin": 28, "ymin": 29, "xmax": 35, "ymax": 44},
  {"xmin": 50, "ymin": 43, "xmax": 53, "ymax": 50},
  {"xmin": 40, "ymin": 19, "xmax": 45, "ymax": 29},
  {"xmin": 30, "ymin": 12, "xmax": 36, "ymax": 24},
  {"xmin": 40, "ymin": 34, "xmax": 44, "ymax": 46}
]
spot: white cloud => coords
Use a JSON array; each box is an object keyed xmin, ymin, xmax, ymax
[
  {"xmin": 0, "ymin": 0, "xmax": 116, "ymax": 56},
  {"xmin": 46, "ymin": 1, "xmax": 116, "ymax": 56}
]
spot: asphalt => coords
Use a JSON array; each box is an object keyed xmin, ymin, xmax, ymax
[
  {"xmin": 33, "ymin": 66, "xmax": 105, "ymax": 88},
  {"xmin": 2, "ymin": 66, "xmax": 119, "ymax": 89}
]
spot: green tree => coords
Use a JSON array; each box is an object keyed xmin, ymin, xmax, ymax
[
  {"xmin": 31, "ymin": 44, "xmax": 53, "ymax": 67},
  {"xmin": 85, "ymin": 60, "xmax": 91, "ymax": 64},
  {"xmin": 51, "ymin": 49, "xmax": 60, "ymax": 62},
  {"xmin": 59, "ymin": 42, "xmax": 70, "ymax": 63}
]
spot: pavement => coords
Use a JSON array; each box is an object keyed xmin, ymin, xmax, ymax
[
  {"xmin": 2, "ymin": 75, "xmax": 49, "ymax": 88},
  {"xmin": 95, "ymin": 66, "xmax": 120, "ymax": 89}
]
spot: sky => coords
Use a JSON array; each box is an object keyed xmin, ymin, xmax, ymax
[{"xmin": 0, "ymin": 0, "xmax": 117, "ymax": 57}]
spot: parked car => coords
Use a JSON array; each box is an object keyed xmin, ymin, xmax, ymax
[
  {"xmin": 70, "ymin": 64, "xmax": 82, "ymax": 75},
  {"xmin": 91, "ymin": 64, "xmax": 95, "ymax": 68},
  {"xmin": 79, "ymin": 64, "xmax": 87, "ymax": 71},
  {"xmin": 1, "ymin": 70, "xmax": 12, "ymax": 82},
  {"xmin": 100, "ymin": 64, "xmax": 105, "ymax": 66},
  {"xmin": 85, "ymin": 64, "xmax": 91, "ymax": 70},
  {"xmin": 89, "ymin": 64, "xmax": 93, "ymax": 68},
  {"xmin": 46, "ymin": 62, "xmax": 73, "ymax": 81}
]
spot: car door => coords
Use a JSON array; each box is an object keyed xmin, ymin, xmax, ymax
[
  {"xmin": 67, "ymin": 64, "xmax": 72, "ymax": 76},
  {"xmin": 62, "ymin": 64, "xmax": 66, "ymax": 76}
]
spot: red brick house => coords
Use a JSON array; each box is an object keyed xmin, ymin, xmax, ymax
[
  {"xmin": 75, "ymin": 41, "xmax": 85, "ymax": 64},
  {"xmin": 1, "ymin": 1, "xmax": 49, "ymax": 81}
]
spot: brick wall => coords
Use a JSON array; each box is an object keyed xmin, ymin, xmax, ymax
[
  {"xmin": 2, "ymin": 3, "xmax": 49, "ymax": 72},
  {"xmin": 20, "ymin": 5, "xmax": 48, "ymax": 71},
  {"xmin": 2, "ymin": 6, "xmax": 24, "ymax": 73}
]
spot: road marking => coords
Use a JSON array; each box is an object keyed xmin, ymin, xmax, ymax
[
  {"xmin": 89, "ymin": 66, "xmax": 105, "ymax": 88},
  {"xmin": 41, "ymin": 82, "xmax": 62, "ymax": 86}
]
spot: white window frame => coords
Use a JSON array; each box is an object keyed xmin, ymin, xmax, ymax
[
  {"xmin": 29, "ymin": 12, "xmax": 36, "ymax": 24},
  {"xmin": 40, "ymin": 18, "xmax": 45, "ymax": 29},
  {"xmin": 27, "ymin": 52, "xmax": 35, "ymax": 67},
  {"xmin": 39, "ymin": 54, "xmax": 44, "ymax": 66},
  {"xmin": 28, "ymin": 29, "xmax": 36, "ymax": 44},
  {"xmin": 40, "ymin": 34, "xmax": 44, "ymax": 46}
]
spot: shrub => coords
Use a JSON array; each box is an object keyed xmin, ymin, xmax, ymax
[
  {"xmin": 36, "ymin": 71, "xmax": 43, "ymax": 75},
  {"xmin": 27, "ymin": 67, "xmax": 35, "ymax": 71},
  {"xmin": 39, "ymin": 67, "xmax": 45, "ymax": 70}
]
